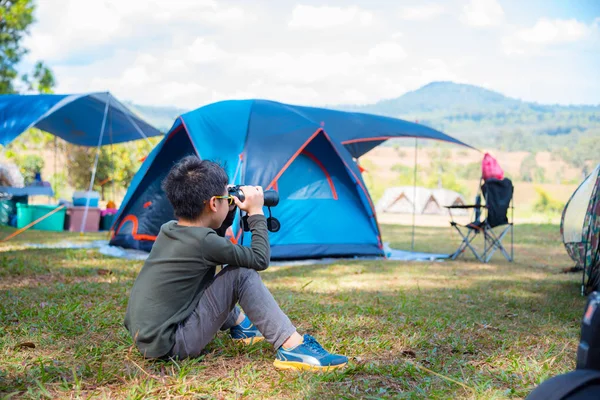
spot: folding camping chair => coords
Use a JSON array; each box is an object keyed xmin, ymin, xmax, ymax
[{"xmin": 447, "ymin": 178, "xmax": 514, "ymax": 263}]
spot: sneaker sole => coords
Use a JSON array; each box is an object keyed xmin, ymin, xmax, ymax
[
  {"xmin": 273, "ymin": 359, "xmax": 347, "ymax": 371},
  {"xmin": 232, "ymin": 336, "xmax": 265, "ymax": 345}
]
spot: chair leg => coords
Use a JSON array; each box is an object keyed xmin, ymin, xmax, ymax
[
  {"xmin": 451, "ymin": 226, "xmax": 484, "ymax": 262},
  {"xmin": 511, "ymin": 222, "xmax": 514, "ymax": 262},
  {"xmin": 484, "ymin": 225, "xmax": 488, "ymax": 262},
  {"xmin": 484, "ymin": 225, "xmax": 512, "ymax": 262},
  {"xmin": 451, "ymin": 227, "xmax": 471, "ymax": 259}
]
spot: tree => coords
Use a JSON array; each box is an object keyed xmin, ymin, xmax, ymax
[
  {"xmin": 392, "ymin": 144, "xmax": 407, "ymax": 158},
  {"xmin": 520, "ymin": 153, "xmax": 545, "ymax": 183},
  {"xmin": 393, "ymin": 144, "xmax": 470, "ymax": 196},
  {"xmin": 21, "ymin": 60, "xmax": 55, "ymax": 93},
  {"xmin": 392, "ymin": 163, "xmax": 426, "ymax": 187},
  {"xmin": 556, "ymin": 132, "xmax": 600, "ymax": 180},
  {"xmin": 0, "ymin": 0, "xmax": 35, "ymax": 93},
  {"xmin": 4, "ymin": 151, "xmax": 43, "ymax": 185},
  {"xmin": 64, "ymin": 142, "xmax": 146, "ymax": 200},
  {"xmin": 457, "ymin": 162, "xmax": 481, "ymax": 180}
]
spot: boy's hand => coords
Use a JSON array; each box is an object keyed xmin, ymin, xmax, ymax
[{"xmin": 233, "ymin": 186, "xmax": 264, "ymax": 215}]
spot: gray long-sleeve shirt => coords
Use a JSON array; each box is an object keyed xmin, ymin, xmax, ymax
[{"xmin": 124, "ymin": 214, "xmax": 270, "ymax": 358}]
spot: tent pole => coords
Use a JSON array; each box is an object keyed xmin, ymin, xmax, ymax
[
  {"xmin": 583, "ymin": 237, "xmax": 588, "ymax": 296},
  {"xmin": 80, "ymin": 95, "xmax": 109, "ymax": 234},
  {"xmin": 412, "ymin": 138, "xmax": 418, "ymax": 251}
]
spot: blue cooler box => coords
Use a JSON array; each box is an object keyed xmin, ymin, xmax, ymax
[{"xmin": 72, "ymin": 191, "xmax": 100, "ymax": 207}]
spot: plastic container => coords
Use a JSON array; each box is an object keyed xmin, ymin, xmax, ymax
[
  {"xmin": 72, "ymin": 191, "xmax": 100, "ymax": 207},
  {"xmin": 101, "ymin": 208, "xmax": 118, "ymax": 217},
  {"xmin": 1, "ymin": 194, "xmax": 26, "ymax": 227},
  {"xmin": 0, "ymin": 198, "xmax": 11, "ymax": 226},
  {"xmin": 67, "ymin": 206, "xmax": 101, "ymax": 232},
  {"xmin": 100, "ymin": 208, "xmax": 118, "ymax": 231},
  {"xmin": 32, "ymin": 205, "xmax": 67, "ymax": 231},
  {"xmin": 100, "ymin": 214, "xmax": 117, "ymax": 231},
  {"xmin": 16, "ymin": 203, "xmax": 33, "ymax": 228},
  {"xmin": 17, "ymin": 204, "xmax": 66, "ymax": 231}
]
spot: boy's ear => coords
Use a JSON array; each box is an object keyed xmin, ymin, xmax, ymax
[{"xmin": 207, "ymin": 196, "xmax": 218, "ymax": 212}]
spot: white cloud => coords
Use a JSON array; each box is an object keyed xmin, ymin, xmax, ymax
[
  {"xmin": 516, "ymin": 18, "xmax": 591, "ymax": 44},
  {"xmin": 398, "ymin": 4, "xmax": 445, "ymax": 21},
  {"xmin": 23, "ymin": 0, "xmax": 251, "ymax": 62},
  {"xmin": 288, "ymin": 5, "xmax": 374, "ymax": 30},
  {"xmin": 55, "ymin": 49, "xmax": 210, "ymax": 108},
  {"xmin": 48, "ymin": 33, "xmax": 415, "ymax": 109},
  {"xmin": 24, "ymin": 1, "xmax": 122, "ymax": 61},
  {"xmin": 460, "ymin": 0, "xmax": 504, "ymax": 28},
  {"xmin": 413, "ymin": 59, "xmax": 459, "ymax": 83},
  {"xmin": 17, "ymin": 0, "xmax": 600, "ymax": 108},
  {"xmin": 235, "ymin": 39, "xmax": 409, "ymax": 85},
  {"xmin": 236, "ymin": 51, "xmax": 359, "ymax": 84},
  {"xmin": 185, "ymin": 38, "xmax": 229, "ymax": 64},
  {"xmin": 503, "ymin": 18, "xmax": 596, "ymax": 55},
  {"xmin": 367, "ymin": 42, "xmax": 407, "ymax": 63}
]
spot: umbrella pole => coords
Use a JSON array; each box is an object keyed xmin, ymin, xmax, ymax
[
  {"xmin": 111, "ymin": 127, "xmax": 115, "ymax": 205},
  {"xmin": 54, "ymin": 136, "xmax": 57, "ymax": 200},
  {"xmin": 80, "ymin": 94, "xmax": 109, "ymax": 234},
  {"xmin": 411, "ymin": 138, "xmax": 418, "ymax": 251},
  {"xmin": 109, "ymin": 113, "xmax": 115, "ymax": 239}
]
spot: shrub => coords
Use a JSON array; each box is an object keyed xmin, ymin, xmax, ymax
[
  {"xmin": 533, "ymin": 187, "xmax": 564, "ymax": 214},
  {"xmin": 19, "ymin": 154, "xmax": 45, "ymax": 185}
]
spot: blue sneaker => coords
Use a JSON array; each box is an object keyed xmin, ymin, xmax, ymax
[
  {"xmin": 230, "ymin": 316, "xmax": 264, "ymax": 345},
  {"xmin": 274, "ymin": 334, "xmax": 348, "ymax": 371}
]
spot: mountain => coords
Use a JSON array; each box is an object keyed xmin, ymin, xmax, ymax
[
  {"xmin": 337, "ymin": 81, "xmax": 600, "ymax": 151},
  {"xmin": 126, "ymin": 81, "xmax": 600, "ymax": 152},
  {"xmin": 125, "ymin": 102, "xmax": 189, "ymax": 132},
  {"xmin": 340, "ymin": 81, "xmax": 523, "ymax": 115},
  {"xmin": 339, "ymin": 81, "xmax": 600, "ymax": 116}
]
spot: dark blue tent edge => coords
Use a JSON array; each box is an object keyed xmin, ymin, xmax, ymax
[{"xmin": 270, "ymin": 243, "xmax": 384, "ymax": 260}]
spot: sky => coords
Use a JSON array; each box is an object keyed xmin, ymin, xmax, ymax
[{"xmin": 19, "ymin": 0, "xmax": 600, "ymax": 110}]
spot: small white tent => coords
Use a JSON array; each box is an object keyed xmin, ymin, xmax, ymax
[
  {"xmin": 561, "ymin": 164, "xmax": 600, "ymax": 294},
  {"xmin": 376, "ymin": 186, "xmax": 467, "ymax": 216}
]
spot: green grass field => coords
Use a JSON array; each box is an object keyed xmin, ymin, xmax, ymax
[{"xmin": 0, "ymin": 223, "xmax": 585, "ymax": 399}]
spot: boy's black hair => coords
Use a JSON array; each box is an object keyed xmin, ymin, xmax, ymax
[{"xmin": 162, "ymin": 156, "xmax": 229, "ymax": 220}]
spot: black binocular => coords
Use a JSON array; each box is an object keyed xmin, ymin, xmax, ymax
[
  {"xmin": 228, "ymin": 185, "xmax": 280, "ymax": 233},
  {"xmin": 228, "ymin": 185, "xmax": 279, "ymax": 208}
]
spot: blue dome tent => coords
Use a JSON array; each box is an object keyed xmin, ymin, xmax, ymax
[{"xmin": 109, "ymin": 99, "xmax": 474, "ymax": 260}]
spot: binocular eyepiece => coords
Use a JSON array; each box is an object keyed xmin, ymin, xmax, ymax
[
  {"xmin": 228, "ymin": 185, "xmax": 279, "ymax": 208},
  {"xmin": 229, "ymin": 185, "xmax": 280, "ymax": 233}
]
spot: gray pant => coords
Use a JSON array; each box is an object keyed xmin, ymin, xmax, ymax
[{"xmin": 169, "ymin": 266, "xmax": 296, "ymax": 359}]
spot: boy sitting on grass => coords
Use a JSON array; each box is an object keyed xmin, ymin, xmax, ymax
[{"xmin": 124, "ymin": 156, "xmax": 348, "ymax": 371}]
